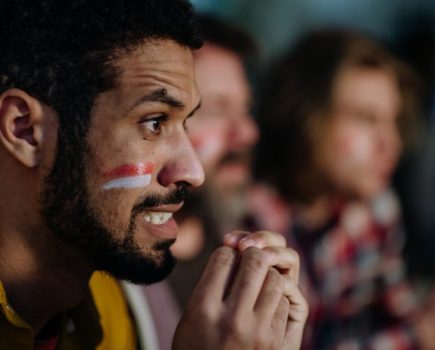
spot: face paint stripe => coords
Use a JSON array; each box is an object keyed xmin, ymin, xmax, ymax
[
  {"xmin": 104, "ymin": 163, "xmax": 154, "ymax": 178},
  {"xmin": 101, "ymin": 174, "xmax": 152, "ymax": 190}
]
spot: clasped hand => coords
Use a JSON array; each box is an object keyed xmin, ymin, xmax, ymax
[{"xmin": 173, "ymin": 230, "xmax": 308, "ymax": 350}]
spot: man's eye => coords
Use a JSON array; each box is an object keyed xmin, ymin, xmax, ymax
[{"xmin": 141, "ymin": 115, "xmax": 166, "ymax": 135}]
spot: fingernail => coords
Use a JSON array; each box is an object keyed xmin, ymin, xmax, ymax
[
  {"xmin": 239, "ymin": 238, "xmax": 257, "ymax": 249},
  {"xmin": 223, "ymin": 233, "xmax": 238, "ymax": 246}
]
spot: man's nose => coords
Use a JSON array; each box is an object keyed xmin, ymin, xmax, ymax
[
  {"xmin": 230, "ymin": 113, "xmax": 259, "ymax": 149},
  {"xmin": 157, "ymin": 133, "xmax": 205, "ymax": 188}
]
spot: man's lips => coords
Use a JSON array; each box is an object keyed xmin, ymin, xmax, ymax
[
  {"xmin": 144, "ymin": 202, "xmax": 184, "ymax": 213},
  {"xmin": 141, "ymin": 203, "xmax": 183, "ymax": 227}
]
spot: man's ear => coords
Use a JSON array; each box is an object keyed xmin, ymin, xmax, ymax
[{"xmin": 0, "ymin": 89, "xmax": 49, "ymax": 167}]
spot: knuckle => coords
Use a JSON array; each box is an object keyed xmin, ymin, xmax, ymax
[
  {"xmin": 292, "ymin": 250, "xmax": 300, "ymax": 266},
  {"xmin": 254, "ymin": 328, "xmax": 274, "ymax": 348},
  {"xmin": 223, "ymin": 313, "xmax": 250, "ymax": 344},
  {"xmin": 255, "ymin": 230, "xmax": 286, "ymax": 245},
  {"xmin": 265, "ymin": 268, "xmax": 285, "ymax": 292},
  {"xmin": 185, "ymin": 297, "xmax": 216, "ymax": 322},
  {"xmin": 198, "ymin": 301, "xmax": 216, "ymax": 320},
  {"xmin": 211, "ymin": 246, "xmax": 236, "ymax": 266},
  {"xmin": 249, "ymin": 231, "xmax": 267, "ymax": 242},
  {"xmin": 288, "ymin": 248, "xmax": 300, "ymax": 266},
  {"xmin": 242, "ymin": 247, "xmax": 269, "ymax": 272},
  {"xmin": 244, "ymin": 245, "xmax": 261, "ymax": 256},
  {"xmin": 276, "ymin": 233, "xmax": 287, "ymax": 246}
]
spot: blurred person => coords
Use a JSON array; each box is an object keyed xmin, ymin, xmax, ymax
[
  {"xmin": 253, "ymin": 29, "xmax": 435, "ymax": 349},
  {"xmin": 188, "ymin": 16, "xmax": 259, "ymax": 234},
  {"xmin": 168, "ymin": 15, "xmax": 260, "ymax": 308},
  {"xmin": 0, "ymin": 1, "xmax": 308, "ymax": 349}
]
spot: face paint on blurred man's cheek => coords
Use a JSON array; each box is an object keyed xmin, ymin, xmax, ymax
[
  {"xmin": 336, "ymin": 130, "xmax": 372, "ymax": 165},
  {"xmin": 190, "ymin": 132, "xmax": 224, "ymax": 166},
  {"xmin": 101, "ymin": 162, "xmax": 154, "ymax": 190}
]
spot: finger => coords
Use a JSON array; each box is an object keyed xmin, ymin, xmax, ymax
[
  {"xmin": 225, "ymin": 246, "xmax": 273, "ymax": 312},
  {"xmin": 192, "ymin": 246, "xmax": 238, "ymax": 306},
  {"xmin": 238, "ymin": 231, "xmax": 286, "ymax": 251},
  {"xmin": 263, "ymin": 246, "xmax": 300, "ymax": 283},
  {"xmin": 283, "ymin": 281, "xmax": 309, "ymax": 350},
  {"xmin": 254, "ymin": 268, "xmax": 286, "ymax": 327},
  {"xmin": 223, "ymin": 230, "xmax": 251, "ymax": 248},
  {"xmin": 271, "ymin": 296, "xmax": 291, "ymax": 346},
  {"xmin": 286, "ymin": 280, "xmax": 309, "ymax": 324}
]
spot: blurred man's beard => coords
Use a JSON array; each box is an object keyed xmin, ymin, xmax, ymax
[
  {"xmin": 202, "ymin": 176, "xmax": 249, "ymax": 237},
  {"xmin": 206, "ymin": 150, "xmax": 252, "ymax": 235},
  {"xmin": 41, "ymin": 132, "xmax": 185, "ymax": 284}
]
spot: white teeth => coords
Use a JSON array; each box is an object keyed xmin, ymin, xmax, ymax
[{"xmin": 144, "ymin": 212, "xmax": 173, "ymax": 225}]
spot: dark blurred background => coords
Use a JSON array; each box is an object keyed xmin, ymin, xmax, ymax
[{"xmin": 191, "ymin": 0, "xmax": 435, "ymax": 278}]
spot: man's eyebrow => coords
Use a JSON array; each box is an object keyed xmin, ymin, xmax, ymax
[{"xmin": 129, "ymin": 88, "xmax": 185, "ymax": 112}]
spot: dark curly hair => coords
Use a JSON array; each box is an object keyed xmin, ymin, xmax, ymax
[
  {"xmin": 198, "ymin": 14, "xmax": 257, "ymax": 59},
  {"xmin": 0, "ymin": 0, "xmax": 202, "ymax": 139}
]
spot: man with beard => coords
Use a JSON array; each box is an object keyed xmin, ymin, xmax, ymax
[
  {"xmin": 167, "ymin": 15, "xmax": 260, "ymax": 309},
  {"xmin": 186, "ymin": 15, "xmax": 260, "ymax": 235},
  {"xmin": 0, "ymin": 1, "xmax": 307, "ymax": 350}
]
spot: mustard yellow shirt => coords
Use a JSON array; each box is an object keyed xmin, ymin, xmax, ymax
[{"xmin": 0, "ymin": 272, "xmax": 136, "ymax": 350}]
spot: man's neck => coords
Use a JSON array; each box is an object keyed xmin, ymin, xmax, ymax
[{"xmin": 0, "ymin": 226, "xmax": 92, "ymax": 333}]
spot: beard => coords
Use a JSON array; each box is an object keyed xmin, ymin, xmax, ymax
[
  {"xmin": 203, "ymin": 150, "xmax": 252, "ymax": 236},
  {"xmin": 204, "ymin": 181, "xmax": 248, "ymax": 236},
  {"xmin": 40, "ymin": 128, "xmax": 187, "ymax": 284}
]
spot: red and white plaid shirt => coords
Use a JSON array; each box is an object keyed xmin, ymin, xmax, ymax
[{"xmin": 248, "ymin": 186, "xmax": 420, "ymax": 350}]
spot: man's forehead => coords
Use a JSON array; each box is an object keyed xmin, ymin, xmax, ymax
[
  {"xmin": 107, "ymin": 39, "xmax": 198, "ymax": 110},
  {"xmin": 114, "ymin": 38, "xmax": 195, "ymax": 74}
]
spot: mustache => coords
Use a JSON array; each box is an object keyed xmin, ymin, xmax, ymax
[
  {"xmin": 131, "ymin": 183, "xmax": 189, "ymax": 215},
  {"xmin": 218, "ymin": 150, "xmax": 252, "ymax": 167}
]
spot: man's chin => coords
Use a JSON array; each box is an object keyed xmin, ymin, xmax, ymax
[{"xmin": 101, "ymin": 248, "xmax": 177, "ymax": 285}]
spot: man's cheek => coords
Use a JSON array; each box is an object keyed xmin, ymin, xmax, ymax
[
  {"xmin": 100, "ymin": 162, "xmax": 154, "ymax": 191},
  {"xmin": 335, "ymin": 131, "xmax": 373, "ymax": 168},
  {"xmin": 90, "ymin": 191, "xmax": 134, "ymax": 239},
  {"xmin": 190, "ymin": 132, "xmax": 226, "ymax": 169}
]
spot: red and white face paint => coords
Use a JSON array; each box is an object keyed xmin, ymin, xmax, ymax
[{"xmin": 101, "ymin": 163, "xmax": 154, "ymax": 191}]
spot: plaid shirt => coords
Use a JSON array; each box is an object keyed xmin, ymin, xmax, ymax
[
  {"xmin": 248, "ymin": 187, "xmax": 420, "ymax": 350},
  {"xmin": 293, "ymin": 190, "xmax": 420, "ymax": 349}
]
